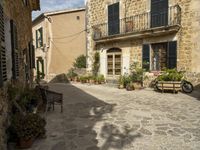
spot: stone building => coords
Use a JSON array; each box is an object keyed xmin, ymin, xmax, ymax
[
  {"xmin": 86, "ymin": 0, "xmax": 200, "ymax": 86},
  {"xmin": 0, "ymin": 0, "xmax": 40, "ymax": 149},
  {"xmin": 32, "ymin": 8, "xmax": 86, "ymax": 82}
]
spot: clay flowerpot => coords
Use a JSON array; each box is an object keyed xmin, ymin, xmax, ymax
[
  {"xmin": 126, "ymin": 84, "xmax": 134, "ymax": 91},
  {"xmin": 89, "ymin": 80, "xmax": 95, "ymax": 84},
  {"xmin": 118, "ymin": 84, "xmax": 124, "ymax": 89},
  {"xmin": 133, "ymin": 82, "xmax": 142, "ymax": 89},
  {"xmin": 18, "ymin": 137, "xmax": 34, "ymax": 149}
]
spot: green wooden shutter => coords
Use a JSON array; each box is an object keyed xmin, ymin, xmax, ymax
[
  {"xmin": 142, "ymin": 44, "xmax": 150, "ymax": 71},
  {"xmin": 36, "ymin": 30, "xmax": 38, "ymax": 48},
  {"xmin": 32, "ymin": 45, "xmax": 35, "ymax": 68},
  {"xmin": 40, "ymin": 27, "xmax": 43, "ymax": 46},
  {"xmin": 0, "ymin": 4, "xmax": 7, "ymax": 87},
  {"xmin": 167, "ymin": 41, "xmax": 177, "ymax": 69},
  {"xmin": 10, "ymin": 20, "xmax": 19, "ymax": 79}
]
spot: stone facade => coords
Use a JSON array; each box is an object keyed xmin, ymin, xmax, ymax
[
  {"xmin": 0, "ymin": 0, "xmax": 40, "ymax": 149},
  {"xmin": 86, "ymin": 0, "xmax": 200, "ymax": 87}
]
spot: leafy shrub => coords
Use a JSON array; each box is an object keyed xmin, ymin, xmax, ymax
[
  {"xmin": 73, "ymin": 55, "xmax": 86, "ymax": 68},
  {"xmin": 130, "ymin": 62, "xmax": 144, "ymax": 82},
  {"xmin": 11, "ymin": 114, "xmax": 46, "ymax": 140},
  {"xmin": 96, "ymin": 74, "xmax": 105, "ymax": 83},
  {"xmin": 157, "ymin": 69, "xmax": 184, "ymax": 81},
  {"xmin": 92, "ymin": 52, "xmax": 100, "ymax": 76},
  {"xmin": 67, "ymin": 68, "xmax": 78, "ymax": 79}
]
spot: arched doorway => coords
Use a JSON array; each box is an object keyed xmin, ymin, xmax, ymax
[{"xmin": 107, "ymin": 48, "xmax": 122, "ymax": 76}]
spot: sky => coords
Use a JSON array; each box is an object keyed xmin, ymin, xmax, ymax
[{"xmin": 32, "ymin": 0, "xmax": 85, "ymax": 19}]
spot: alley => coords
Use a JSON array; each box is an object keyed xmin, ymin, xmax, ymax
[{"xmin": 22, "ymin": 83, "xmax": 200, "ymax": 150}]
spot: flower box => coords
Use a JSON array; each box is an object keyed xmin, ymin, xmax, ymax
[{"xmin": 157, "ymin": 81, "xmax": 181, "ymax": 93}]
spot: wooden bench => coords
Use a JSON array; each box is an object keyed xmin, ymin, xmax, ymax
[{"xmin": 37, "ymin": 86, "xmax": 63, "ymax": 113}]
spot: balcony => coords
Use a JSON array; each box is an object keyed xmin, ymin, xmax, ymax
[{"xmin": 93, "ymin": 5, "xmax": 181, "ymax": 43}]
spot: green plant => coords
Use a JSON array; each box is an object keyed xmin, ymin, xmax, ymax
[
  {"xmin": 18, "ymin": 88, "xmax": 40, "ymax": 112},
  {"xmin": 96, "ymin": 74, "xmax": 105, "ymax": 83},
  {"xmin": 92, "ymin": 52, "xmax": 100, "ymax": 76},
  {"xmin": 157, "ymin": 69, "xmax": 184, "ymax": 81},
  {"xmin": 123, "ymin": 75, "xmax": 132, "ymax": 87},
  {"xmin": 130, "ymin": 62, "xmax": 144, "ymax": 83},
  {"xmin": 79, "ymin": 76, "xmax": 87, "ymax": 83},
  {"xmin": 12, "ymin": 113, "xmax": 46, "ymax": 140},
  {"xmin": 73, "ymin": 55, "xmax": 86, "ymax": 68},
  {"xmin": 67, "ymin": 68, "xmax": 78, "ymax": 79}
]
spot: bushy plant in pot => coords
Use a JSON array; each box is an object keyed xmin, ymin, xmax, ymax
[
  {"xmin": 12, "ymin": 113, "xmax": 46, "ymax": 149},
  {"xmin": 130, "ymin": 62, "xmax": 144, "ymax": 89},
  {"xmin": 67, "ymin": 68, "xmax": 78, "ymax": 81},
  {"xmin": 126, "ymin": 82, "xmax": 135, "ymax": 91},
  {"xmin": 118, "ymin": 76, "xmax": 124, "ymax": 89},
  {"xmin": 96, "ymin": 74, "xmax": 105, "ymax": 84}
]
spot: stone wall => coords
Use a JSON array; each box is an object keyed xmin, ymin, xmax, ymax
[
  {"xmin": 0, "ymin": 0, "xmax": 35, "ymax": 149},
  {"xmin": 86, "ymin": 0, "xmax": 200, "ymax": 86}
]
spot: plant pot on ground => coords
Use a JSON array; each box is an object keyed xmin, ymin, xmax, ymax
[
  {"xmin": 11, "ymin": 113, "xmax": 46, "ymax": 149},
  {"xmin": 126, "ymin": 83, "xmax": 134, "ymax": 91},
  {"xmin": 133, "ymin": 81, "xmax": 142, "ymax": 89}
]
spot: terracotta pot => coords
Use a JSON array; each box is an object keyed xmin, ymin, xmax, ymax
[
  {"xmin": 118, "ymin": 84, "xmax": 124, "ymax": 89},
  {"xmin": 133, "ymin": 82, "xmax": 142, "ymax": 89},
  {"xmin": 18, "ymin": 137, "xmax": 34, "ymax": 149},
  {"xmin": 89, "ymin": 80, "xmax": 95, "ymax": 84}
]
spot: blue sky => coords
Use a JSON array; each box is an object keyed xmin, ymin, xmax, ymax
[{"xmin": 32, "ymin": 0, "xmax": 85, "ymax": 19}]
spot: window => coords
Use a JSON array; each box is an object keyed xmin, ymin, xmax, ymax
[
  {"xmin": 142, "ymin": 41, "xmax": 177, "ymax": 71},
  {"xmin": 108, "ymin": 2, "xmax": 120, "ymax": 35},
  {"xmin": 76, "ymin": 16, "xmax": 80, "ymax": 20},
  {"xmin": 107, "ymin": 48, "xmax": 122, "ymax": 76},
  {"xmin": 10, "ymin": 20, "xmax": 19, "ymax": 79},
  {"xmin": 36, "ymin": 27, "xmax": 43, "ymax": 48},
  {"xmin": 36, "ymin": 57, "xmax": 45, "ymax": 80},
  {"xmin": 0, "ymin": 4, "xmax": 7, "ymax": 87},
  {"xmin": 151, "ymin": 0, "xmax": 168, "ymax": 28}
]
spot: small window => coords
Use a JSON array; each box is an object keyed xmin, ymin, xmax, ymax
[
  {"xmin": 36, "ymin": 27, "xmax": 43, "ymax": 48},
  {"xmin": 76, "ymin": 16, "xmax": 80, "ymax": 20}
]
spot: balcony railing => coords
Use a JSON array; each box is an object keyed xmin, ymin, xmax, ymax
[{"xmin": 93, "ymin": 5, "xmax": 181, "ymax": 40}]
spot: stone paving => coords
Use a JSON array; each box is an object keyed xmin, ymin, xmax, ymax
[{"xmin": 22, "ymin": 83, "xmax": 200, "ymax": 150}]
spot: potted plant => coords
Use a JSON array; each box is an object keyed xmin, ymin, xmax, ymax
[
  {"xmin": 118, "ymin": 76, "xmax": 124, "ymax": 89},
  {"xmin": 130, "ymin": 62, "xmax": 144, "ymax": 89},
  {"xmin": 89, "ymin": 76, "xmax": 96, "ymax": 84},
  {"xmin": 97, "ymin": 74, "xmax": 105, "ymax": 84},
  {"xmin": 67, "ymin": 69, "xmax": 78, "ymax": 82},
  {"xmin": 12, "ymin": 114, "xmax": 46, "ymax": 149}
]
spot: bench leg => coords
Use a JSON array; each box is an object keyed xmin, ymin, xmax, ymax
[{"xmin": 61, "ymin": 103, "xmax": 63, "ymax": 113}]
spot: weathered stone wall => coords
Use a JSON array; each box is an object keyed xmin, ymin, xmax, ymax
[
  {"xmin": 86, "ymin": 0, "xmax": 200, "ymax": 86},
  {"xmin": 0, "ymin": 0, "xmax": 35, "ymax": 149}
]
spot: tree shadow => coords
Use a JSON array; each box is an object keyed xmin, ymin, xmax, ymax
[{"xmin": 35, "ymin": 83, "xmax": 141, "ymax": 150}]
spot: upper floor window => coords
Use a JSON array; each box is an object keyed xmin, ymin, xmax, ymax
[
  {"xmin": 36, "ymin": 27, "xmax": 43, "ymax": 48},
  {"xmin": 151, "ymin": 0, "xmax": 169, "ymax": 28},
  {"xmin": 108, "ymin": 2, "xmax": 120, "ymax": 35}
]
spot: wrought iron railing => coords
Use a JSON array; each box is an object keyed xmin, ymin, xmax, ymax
[{"xmin": 93, "ymin": 5, "xmax": 181, "ymax": 40}]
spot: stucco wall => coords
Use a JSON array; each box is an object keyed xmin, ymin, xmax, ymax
[
  {"xmin": 33, "ymin": 9, "xmax": 86, "ymax": 82},
  {"xmin": 49, "ymin": 10, "xmax": 86, "ymax": 77}
]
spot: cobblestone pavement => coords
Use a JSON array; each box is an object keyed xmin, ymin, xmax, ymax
[{"xmin": 26, "ymin": 83, "xmax": 200, "ymax": 150}]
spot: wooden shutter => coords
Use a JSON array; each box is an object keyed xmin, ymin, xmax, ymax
[
  {"xmin": 142, "ymin": 44, "xmax": 150, "ymax": 71},
  {"xmin": 32, "ymin": 45, "xmax": 35, "ymax": 68},
  {"xmin": 36, "ymin": 30, "xmax": 38, "ymax": 48},
  {"xmin": 40, "ymin": 27, "xmax": 43, "ymax": 46},
  {"xmin": 10, "ymin": 20, "xmax": 19, "ymax": 79},
  {"xmin": 151, "ymin": 0, "xmax": 168, "ymax": 28},
  {"xmin": 167, "ymin": 41, "xmax": 177, "ymax": 69},
  {"xmin": 0, "ymin": 4, "xmax": 7, "ymax": 87},
  {"xmin": 108, "ymin": 2, "xmax": 119, "ymax": 35}
]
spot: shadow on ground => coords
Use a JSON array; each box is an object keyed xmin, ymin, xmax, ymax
[
  {"xmin": 38, "ymin": 83, "xmax": 142, "ymax": 150},
  {"xmin": 184, "ymin": 84, "xmax": 200, "ymax": 101}
]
